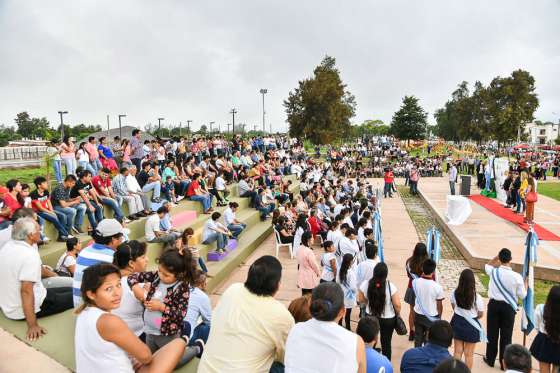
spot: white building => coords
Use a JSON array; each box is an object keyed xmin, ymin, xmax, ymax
[{"xmin": 525, "ymin": 121, "xmax": 559, "ymax": 145}]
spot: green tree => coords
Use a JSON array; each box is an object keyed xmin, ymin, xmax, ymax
[
  {"xmin": 390, "ymin": 96, "xmax": 428, "ymax": 145},
  {"xmin": 284, "ymin": 56, "xmax": 356, "ymax": 144},
  {"xmin": 15, "ymin": 112, "xmax": 53, "ymax": 139},
  {"xmin": 0, "ymin": 125, "xmax": 20, "ymax": 146}
]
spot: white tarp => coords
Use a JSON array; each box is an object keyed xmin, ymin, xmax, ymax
[
  {"xmin": 494, "ymin": 158, "xmax": 510, "ymax": 203},
  {"xmin": 446, "ymin": 195, "xmax": 472, "ymax": 225}
]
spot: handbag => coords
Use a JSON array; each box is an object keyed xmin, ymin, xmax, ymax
[
  {"xmin": 526, "ymin": 191, "xmax": 538, "ymax": 203},
  {"xmin": 389, "ymin": 281, "xmax": 408, "ymax": 335}
]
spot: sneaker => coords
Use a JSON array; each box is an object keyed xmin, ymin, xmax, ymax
[
  {"xmin": 151, "ymin": 197, "xmax": 161, "ymax": 203},
  {"xmin": 176, "ymin": 196, "xmax": 184, "ymax": 202},
  {"xmin": 67, "ymin": 234, "xmax": 74, "ymax": 239},
  {"xmin": 123, "ymin": 218, "xmax": 131, "ymax": 224},
  {"xmin": 72, "ymin": 226, "xmax": 84, "ymax": 234},
  {"xmin": 57, "ymin": 236, "xmax": 69, "ymax": 242},
  {"xmin": 43, "ymin": 236, "xmax": 51, "ymax": 243},
  {"xmin": 193, "ymin": 339, "xmax": 205, "ymax": 358},
  {"xmin": 128, "ymin": 215, "xmax": 138, "ymax": 221},
  {"xmin": 181, "ymin": 321, "xmax": 192, "ymax": 341}
]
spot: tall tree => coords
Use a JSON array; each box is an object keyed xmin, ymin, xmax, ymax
[
  {"xmin": 390, "ymin": 96, "xmax": 428, "ymax": 145},
  {"xmin": 15, "ymin": 112, "xmax": 53, "ymax": 140},
  {"xmin": 284, "ymin": 56, "xmax": 356, "ymax": 144},
  {"xmin": 0, "ymin": 125, "xmax": 20, "ymax": 146}
]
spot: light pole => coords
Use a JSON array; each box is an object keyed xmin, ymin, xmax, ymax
[
  {"xmin": 58, "ymin": 111, "xmax": 68, "ymax": 141},
  {"xmin": 226, "ymin": 123, "xmax": 231, "ymax": 133},
  {"xmin": 209, "ymin": 121, "xmax": 215, "ymax": 133},
  {"xmin": 260, "ymin": 88, "xmax": 267, "ymax": 133},
  {"xmin": 158, "ymin": 118, "xmax": 165, "ymax": 135},
  {"xmin": 118, "ymin": 114, "xmax": 126, "ymax": 139},
  {"xmin": 230, "ymin": 108, "xmax": 237, "ymax": 133},
  {"xmin": 186, "ymin": 120, "xmax": 192, "ymax": 134}
]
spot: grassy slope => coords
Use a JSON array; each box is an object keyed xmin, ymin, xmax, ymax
[{"xmin": 538, "ymin": 182, "xmax": 560, "ymax": 201}]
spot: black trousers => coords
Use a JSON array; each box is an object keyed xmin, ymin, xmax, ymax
[
  {"xmin": 486, "ymin": 299, "xmax": 516, "ymax": 364},
  {"xmin": 36, "ymin": 287, "xmax": 73, "ymax": 318},
  {"xmin": 379, "ymin": 317, "xmax": 396, "ymax": 360},
  {"xmin": 414, "ymin": 312, "xmax": 438, "ymax": 347}
]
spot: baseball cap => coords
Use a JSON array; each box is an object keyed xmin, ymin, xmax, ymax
[
  {"xmin": 0, "ymin": 186, "xmax": 8, "ymax": 193},
  {"xmin": 96, "ymin": 219, "xmax": 129, "ymax": 237}
]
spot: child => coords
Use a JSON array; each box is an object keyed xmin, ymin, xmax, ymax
[
  {"xmin": 162, "ymin": 176, "xmax": 177, "ymax": 204},
  {"xmin": 128, "ymin": 249, "xmax": 204, "ymax": 367},
  {"xmin": 75, "ymin": 263, "xmax": 189, "ymax": 373},
  {"xmin": 214, "ymin": 171, "xmax": 230, "ymax": 204},
  {"xmin": 181, "ymin": 227, "xmax": 209, "ymax": 274},
  {"xmin": 320, "ymin": 240, "xmax": 337, "ymax": 283},
  {"xmin": 55, "ymin": 237, "xmax": 82, "ymax": 277},
  {"xmin": 184, "ymin": 271, "xmax": 211, "ymax": 343},
  {"xmin": 337, "ymin": 253, "xmax": 358, "ymax": 330},
  {"xmin": 412, "ymin": 259, "xmax": 445, "ymax": 347}
]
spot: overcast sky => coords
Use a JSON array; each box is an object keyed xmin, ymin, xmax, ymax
[{"xmin": 0, "ymin": 0, "xmax": 558, "ymax": 133}]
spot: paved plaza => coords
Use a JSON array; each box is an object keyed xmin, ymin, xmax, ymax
[{"xmin": 418, "ymin": 177, "xmax": 560, "ymax": 281}]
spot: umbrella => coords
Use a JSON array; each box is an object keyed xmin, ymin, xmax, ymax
[
  {"xmin": 522, "ymin": 228, "xmax": 538, "ymax": 343},
  {"xmin": 373, "ymin": 210, "xmax": 385, "ymax": 263},
  {"xmin": 426, "ymin": 227, "xmax": 442, "ymax": 264}
]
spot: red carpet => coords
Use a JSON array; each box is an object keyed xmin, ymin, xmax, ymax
[{"xmin": 468, "ymin": 195, "xmax": 560, "ymax": 241}]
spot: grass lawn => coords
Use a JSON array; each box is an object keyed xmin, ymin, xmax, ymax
[
  {"xmin": 0, "ymin": 165, "xmax": 52, "ymax": 186},
  {"xmin": 538, "ymin": 182, "xmax": 560, "ymax": 201},
  {"xmin": 477, "ymin": 272, "xmax": 557, "ymax": 305}
]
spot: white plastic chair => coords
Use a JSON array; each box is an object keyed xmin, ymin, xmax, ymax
[{"xmin": 274, "ymin": 229, "xmax": 293, "ymax": 259}]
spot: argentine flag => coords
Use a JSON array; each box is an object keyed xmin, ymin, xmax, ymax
[
  {"xmin": 373, "ymin": 210, "xmax": 385, "ymax": 263},
  {"xmin": 426, "ymin": 227, "xmax": 442, "ymax": 264},
  {"xmin": 522, "ymin": 229, "xmax": 538, "ymax": 334}
]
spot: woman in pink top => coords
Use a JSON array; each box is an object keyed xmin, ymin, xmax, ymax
[
  {"xmin": 60, "ymin": 135, "xmax": 76, "ymax": 176},
  {"xmin": 121, "ymin": 138, "xmax": 132, "ymax": 168},
  {"xmin": 297, "ymin": 231, "xmax": 321, "ymax": 296}
]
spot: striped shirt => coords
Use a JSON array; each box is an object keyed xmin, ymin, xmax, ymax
[{"xmin": 72, "ymin": 243, "xmax": 115, "ymax": 307}]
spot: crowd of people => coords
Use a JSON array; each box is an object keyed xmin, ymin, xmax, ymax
[{"xmin": 0, "ymin": 134, "xmax": 558, "ymax": 373}]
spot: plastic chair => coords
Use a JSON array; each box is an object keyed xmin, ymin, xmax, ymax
[{"xmin": 274, "ymin": 228, "xmax": 293, "ymax": 259}]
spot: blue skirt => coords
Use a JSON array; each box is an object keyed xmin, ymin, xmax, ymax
[
  {"xmin": 530, "ymin": 332, "xmax": 560, "ymax": 365},
  {"xmin": 450, "ymin": 314, "xmax": 481, "ymax": 343}
]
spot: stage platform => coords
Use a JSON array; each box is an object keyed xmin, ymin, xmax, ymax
[{"xmin": 417, "ymin": 177, "xmax": 560, "ymax": 281}]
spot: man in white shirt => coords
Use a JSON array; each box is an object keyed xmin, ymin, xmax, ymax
[
  {"xmin": 126, "ymin": 165, "xmax": 154, "ymax": 213},
  {"xmin": 223, "ymin": 202, "xmax": 246, "ymax": 239},
  {"xmin": 412, "ymin": 259, "xmax": 445, "ymax": 347},
  {"xmin": 448, "ymin": 163, "xmax": 458, "ymax": 195},
  {"xmin": 202, "ymin": 212, "xmax": 231, "ymax": 253},
  {"xmin": 336, "ymin": 228, "xmax": 359, "ymax": 265},
  {"xmin": 0, "ymin": 217, "xmax": 72, "ymax": 341},
  {"xmin": 483, "ymin": 249, "xmax": 527, "ymax": 369},
  {"xmin": 145, "ymin": 206, "xmax": 180, "ymax": 247}
]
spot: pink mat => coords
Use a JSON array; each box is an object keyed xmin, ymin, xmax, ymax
[{"xmin": 172, "ymin": 210, "xmax": 198, "ymax": 228}]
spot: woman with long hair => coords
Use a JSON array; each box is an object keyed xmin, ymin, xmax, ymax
[
  {"xmin": 450, "ymin": 269, "xmax": 484, "ymax": 369},
  {"xmin": 525, "ymin": 176, "xmax": 537, "ymax": 224},
  {"xmin": 337, "ymin": 253, "xmax": 358, "ymax": 330},
  {"xmin": 292, "ymin": 213, "xmax": 308, "ymax": 257},
  {"xmin": 98, "ymin": 136, "xmax": 118, "ymax": 174},
  {"xmin": 60, "ymin": 135, "xmax": 76, "ymax": 176},
  {"xmin": 530, "ymin": 285, "xmax": 560, "ymax": 373},
  {"xmin": 296, "ymin": 231, "xmax": 320, "ymax": 296},
  {"xmin": 357, "ymin": 262, "xmax": 400, "ymax": 360},
  {"xmin": 404, "ymin": 242, "xmax": 429, "ymax": 341},
  {"xmin": 121, "ymin": 138, "xmax": 132, "ymax": 168}
]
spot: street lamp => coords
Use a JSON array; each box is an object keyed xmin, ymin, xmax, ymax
[
  {"xmin": 260, "ymin": 88, "xmax": 267, "ymax": 133},
  {"xmin": 118, "ymin": 114, "xmax": 126, "ymax": 139},
  {"xmin": 58, "ymin": 111, "xmax": 68, "ymax": 141},
  {"xmin": 158, "ymin": 118, "xmax": 165, "ymax": 134},
  {"xmin": 230, "ymin": 108, "xmax": 237, "ymax": 133},
  {"xmin": 209, "ymin": 121, "xmax": 215, "ymax": 133}
]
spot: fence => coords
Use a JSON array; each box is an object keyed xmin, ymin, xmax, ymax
[{"xmin": 0, "ymin": 146, "xmax": 48, "ymax": 161}]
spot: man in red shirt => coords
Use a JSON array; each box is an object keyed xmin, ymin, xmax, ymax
[
  {"xmin": 30, "ymin": 177, "xmax": 72, "ymax": 241},
  {"xmin": 91, "ymin": 168, "xmax": 128, "ymax": 223},
  {"xmin": 187, "ymin": 173, "xmax": 213, "ymax": 214},
  {"xmin": 383, "ymin": 168, "xmax": 394, "ymax": 198}
]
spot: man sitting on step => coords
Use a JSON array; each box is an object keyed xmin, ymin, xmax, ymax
[{"xmin": 145, "ymin": 206, "xmax": 181, "ymax": 249}]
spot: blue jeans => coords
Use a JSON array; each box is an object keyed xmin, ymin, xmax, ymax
[
  {"xmin": 227, "ymin": 223, "xmax": 246, "ymax": 238},
  {"xmin": 198, "ymin": 257, "xmax": 208, "ymax": 273},
  {"xmin": 190, "ymin": 194, "xmax": 212, "ymax": 213},
  {"xmin": 53, "ymin": 206, "xmax": 77, "ymax": 233},
  {"xmin": 190, "ymin": 322, "xmax": 210, "ymax": 344},
  {"xmin": 53, "ymin": 160, "xmax": 63, "ymax": 183},
  {"xmin": 99, "ymin": 197, "xmax": 124, "ymax": 221},
  {"xmin": 449, "ymin": 181, "xmax": 456, "ymax": 195},
  {"xmin": 37, "ymin": 211, "xmax": 69, "ymax": 238},
  {"xmin": 90, "ymin": 158, "xmax": 102, "ymax": 174},
  {"xmin": 203, "ymin": 232, "xmax": 227, "ymax": 251},
  {"xmin": 83, "ymin": 201, "xmax": 104, "ymax": 229},
  {"xmin": 78, "ymin": 160, "xmax": 96, "ymax": 175},
  {"xmin": 142, "ymin": 182, "xmax": 161, "ymax": 199},
  {"xmin": 62, "ymin": 158, "xmax": 76, "ymax": 177}
]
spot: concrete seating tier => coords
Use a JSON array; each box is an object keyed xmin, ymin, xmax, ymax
[{"xmin": 0, "ymin": 175, "xmax": 300, "ymax": 372}]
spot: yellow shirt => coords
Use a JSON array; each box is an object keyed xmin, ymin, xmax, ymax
[
  {"xmin": 198, "ymin": 283, "xmax": 295, "ymax": 373},
  {"xmin": 520, "ymin": 179, "xmax": 528, "ymax": 198}
]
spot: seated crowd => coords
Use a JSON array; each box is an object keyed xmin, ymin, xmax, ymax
[{"xmin": 0, "ymin": 134, "xmax": 558, "ymax": 373}]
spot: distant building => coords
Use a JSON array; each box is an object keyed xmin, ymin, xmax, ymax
[
  {"xmin": 525, "ymin": 121, "xmax": 559, "ymax": 145},
  {"xmin": 77, "ymin": 126, "xmax": 155, "ymax": 144},
  {"xmin": 7, "ymin": 139, "xmax": 50, "ymax": 147}
]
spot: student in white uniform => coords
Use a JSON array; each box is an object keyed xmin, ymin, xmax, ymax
[
  {"xmin": 284, "ymin": 281, "xmax": 366, "ymax": 373},
  {"xmin": 530, "ymin": 285, "xmax": 560, "ymax": 373},
  {"xmin": 449, "ymin": 269, "xmax": 485, "ymax": 370},
  {"xmin": 356, "ymin": 241, "xmax": 380, "ymax": 287},
  {"xmin": 75, "ymin": 263, "xmax": 188, "ymax": 373},
  {"xmin": 337, "ymin": 253, "xmax": 358, "ymax": 331},
  {"xmin": 483, "ymin": 248, "xmax": 527, "ymax": 369},
  {"xmin": 112, "ymin": 240, "xmax": 148, "ymax": 337}
]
